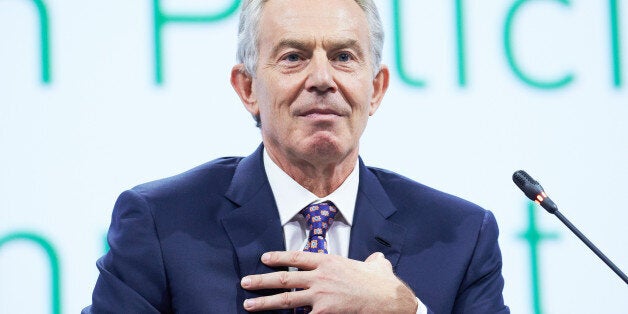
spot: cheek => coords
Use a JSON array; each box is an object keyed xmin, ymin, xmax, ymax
[
  {"xmin": 339, "ymin": 74, "xmax": 373, "ymax": 106},
  {"xmin": 268, "ymin": 76, "xmax": 305, "ymax": 109},
  {"xmin": 253, "ymin": 85, "xmax": 280, "ymax": 120}
]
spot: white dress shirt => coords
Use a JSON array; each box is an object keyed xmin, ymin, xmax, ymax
[
  {"xmin": 263, "ymin": 149, "xmax": 427, "ymax": 314},
  {"xmin": 263, "ymin": 149, "xmax": 357, "ymax": 255}
]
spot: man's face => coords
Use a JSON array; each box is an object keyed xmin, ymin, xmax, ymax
[{"xmin": 236, "ymin": 0, "xmax": 388, "ymax": 166}]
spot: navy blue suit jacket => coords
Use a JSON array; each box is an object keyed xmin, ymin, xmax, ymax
[{"xmin": 85, "ymin": 145, "xmax": 508, "ymax": 313}]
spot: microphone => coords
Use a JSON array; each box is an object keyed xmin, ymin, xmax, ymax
[
  {"xmin": 512, "ymin": 170, "xmax": 628, "ymax": 285},
  {"xmin": 512, "ymin": 170, "xmax": 558, "ymax": 213}
]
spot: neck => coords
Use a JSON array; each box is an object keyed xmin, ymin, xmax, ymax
[{"xmin": 265, "ymin": 146, "xmax": 358, "ymax": 197}]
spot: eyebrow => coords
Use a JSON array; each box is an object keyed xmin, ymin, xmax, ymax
[
  {"xmin": 270, "ymin": 37, "xmax": 366, "ymax": 59},
  {"xmin": 322, "ymin": 38, "xmax": 365, "ymax": 59},
  {"xmin": 271, "ymin": 38, "xmax": 316, "ymax": 57}
]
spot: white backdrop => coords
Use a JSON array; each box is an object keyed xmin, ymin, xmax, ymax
[{"xmin": 1, "ymin": 1, "xmax": 626, "ymax": 313}]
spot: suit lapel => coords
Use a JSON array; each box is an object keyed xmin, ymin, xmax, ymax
[
  {"xmin": 220, "ymin": 145, "xmax": 289, "ymax": 309},
  {"xmin": 348, "ymin": 160, "xmax": 406, "ymax": 268},
  {"xmin": 219, "ymin": 148, "xmax": 405, "ymax": 312}
]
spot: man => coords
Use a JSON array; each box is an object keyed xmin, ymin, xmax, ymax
[{"xmin": 85, "ymin": 0, "xmax": 509, "ymax": 313}]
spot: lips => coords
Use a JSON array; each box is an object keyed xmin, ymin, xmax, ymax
[{"xmin": 300, "ymin": 108, "xmax": 342, "ymax": 117}]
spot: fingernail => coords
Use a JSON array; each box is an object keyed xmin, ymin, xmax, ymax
[
  {"xmin": 241, "ymin": 277, "xmax": 251, "ymax": 287},
  {"xmin": 244, "ymin": 299, "xmax": 255, "ymax": 308},
  {"xmin": 261, "ymin": 252, "xmax": 270, "ymax": 263}
]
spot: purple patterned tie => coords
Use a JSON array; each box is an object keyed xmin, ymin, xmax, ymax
[
  {"xmin": 295, "ymin": 201, "xmax": 337, "ymax": 313},
  {"xmin": 301, "ymin": 201, "xmax": 337, "ymax": 253}
]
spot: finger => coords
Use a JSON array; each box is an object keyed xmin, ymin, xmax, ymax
[
  {"xmin": 241, "ymin": 271, "xmax": 312, "ymax": 290},
  {"xmin": 261, "ymin": 251, "xmax": 326, "ymax": 270},
  {"xmin": 365, "ymin": 252, "xmax": 393, "ymax": 271},
  {"xmin": 364, "ymin": 251, "xmax": 385, "ymax": 263},
  {"xmin": 243, "ymin": 289, "xmax": 310, "ymax": 311}
]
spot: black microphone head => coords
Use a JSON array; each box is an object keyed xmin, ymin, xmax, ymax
[
  {"xmin": 512, "ymin": 170, "xmax": 544, "ymax": 200},
  {"xmin": 513, "ymin": 170, "xmax": 536, "ymax": 188},
  {"xmin": 513, "ymin": 170, "xmax": 559, "ymax": 213}
]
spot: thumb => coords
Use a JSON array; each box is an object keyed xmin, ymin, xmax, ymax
[
  {"xmin": 365, "ymin": 252, "xmax": 385, "ymax": 263},
  {"xmin": 364, "ymin": 252, "xmax": 392, "ymax": 272},
  {"xmin": 365, "ymin": 252, "xmax": 393, "ymax": 271}
]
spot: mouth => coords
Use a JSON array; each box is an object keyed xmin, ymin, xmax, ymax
[
  {"xmin": 298, "ymin": 108, "xmax": 344, "ymax": 119},
  {"xmin": 301, "ymin": 109, "xmax": 340, "ymax": 117}
]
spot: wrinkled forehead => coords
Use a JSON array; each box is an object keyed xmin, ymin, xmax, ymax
[{"xmin": 257, "ymin": 0, "xmax": 370, "ymax": 49}]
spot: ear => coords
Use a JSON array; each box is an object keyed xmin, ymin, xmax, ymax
[
  {"xmin": 230, "ymin": 64, "xmax": 259, "ymax": 118},
  {"xmin": 369, "ymin": 65, "xmax": 390, "ymax": 116}
]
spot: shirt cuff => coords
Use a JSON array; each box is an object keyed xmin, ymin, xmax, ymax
[{"xmin": 416, "ymin": 297, "xmax": 427, "ymax": 314}]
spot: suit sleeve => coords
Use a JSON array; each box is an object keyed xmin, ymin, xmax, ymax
[
  {"xmin": 451, "ymin": 210, "xmax": 510, "ymax": 314},
  {"xmin": 83, "ymin": 189, "xmax": 172, "ymax": 314}
]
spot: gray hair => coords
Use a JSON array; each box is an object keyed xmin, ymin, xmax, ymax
[{"xmin": 236, "ymin": 0, "xmax": 385, "ymax": 77}]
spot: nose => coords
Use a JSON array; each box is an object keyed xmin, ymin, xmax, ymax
[{"xmin": 305, "ymin": 53, "xmax": 337, "ymax": 94}]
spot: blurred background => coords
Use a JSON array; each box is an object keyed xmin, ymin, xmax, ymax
[{"xmin": 1, "ymin": 0, "xmax": 626, "ymax": 313}]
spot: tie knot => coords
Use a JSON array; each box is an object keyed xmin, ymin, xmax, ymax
[{"xmin": 301, "ymin": 201, "xmax": 337, "ymax": 238}]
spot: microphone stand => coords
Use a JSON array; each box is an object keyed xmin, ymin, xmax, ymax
[
  {"xmin": 513, "ymin": 170, "xmax": 628, "ymax": 286},
  {"xmin": 552, "ymin": 210, "xmax": 628, "ymax": 285}
]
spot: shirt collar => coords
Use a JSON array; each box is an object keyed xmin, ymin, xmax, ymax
[{"xmin": 263, "ymin": 148, "xmax": 358, "ymax": 227}]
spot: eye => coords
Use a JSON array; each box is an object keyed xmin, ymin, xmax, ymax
[
  {"xmin": 284, "ymin": 53, "xmax": 301, "ymax": 62},
  {"xmin": 277, "ymin": 51, "xmax": 307, "ymax": 71},
  {"xmin": 335, "ymin": 52, "xmax": 353, "ymax": 62}
]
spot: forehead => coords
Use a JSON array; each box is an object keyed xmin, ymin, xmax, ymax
[{"xmin": 258, "ymin": 0, "xmax": 369, "ymax": 48}]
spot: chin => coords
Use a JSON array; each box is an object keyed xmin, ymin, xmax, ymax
[{"xmin": 301, "ymin": 134, "xmax": 346, "ymax": 161}]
